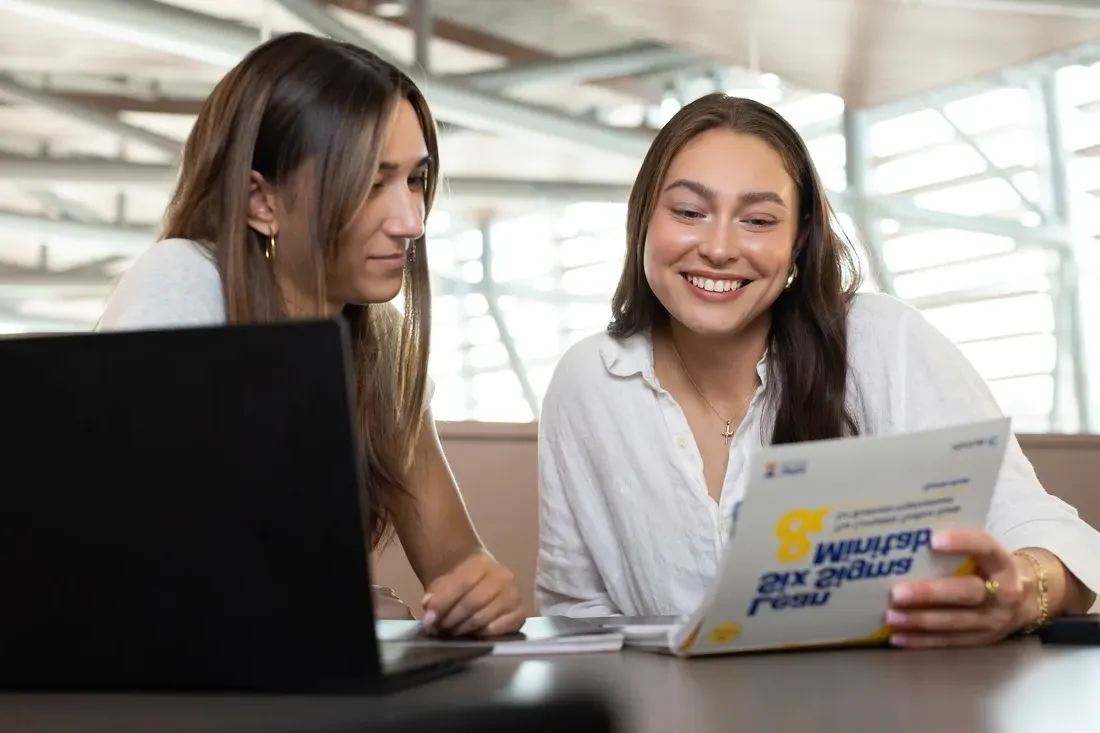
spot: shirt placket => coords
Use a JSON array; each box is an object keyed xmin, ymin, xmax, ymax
[{"xmin": 656, "ymin": 391, "xmax": 722, "ymax": 535}]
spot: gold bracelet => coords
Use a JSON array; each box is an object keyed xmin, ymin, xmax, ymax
[{"xmin": 1014, "ymin": 549, "xmax": 1049, "ymax": 634}]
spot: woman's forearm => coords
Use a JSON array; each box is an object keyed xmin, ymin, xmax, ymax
[{"xmin": 1013, "ymin": 547, "xmax": 1095, "ymax": 630}]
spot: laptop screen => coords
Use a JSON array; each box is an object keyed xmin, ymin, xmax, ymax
[{"xmin": 0, "ymin": 320, "xmax": 383, "ymax": 691}]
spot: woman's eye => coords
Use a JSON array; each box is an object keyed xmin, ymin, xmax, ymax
[
  {"xmin": 409, "ymin": 175, "xmax": 428, "ymax": 189},
  {"xmin": 744, "ymin": 218, "xmax": 776, "ymax": 228},
  {"xmin": 673, "ymin": 208, "xmax": 704, "ymax": 220}
]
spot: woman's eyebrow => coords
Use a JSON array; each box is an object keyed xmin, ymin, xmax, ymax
[
  {"xmin": 663, "ymin": 179, "xmax": 787, "ymax": 209},
  {"xmin": 378, "ymin": 155, "xmax": 432, "ymax": 172}
]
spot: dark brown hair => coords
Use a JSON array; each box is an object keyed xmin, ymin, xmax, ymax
[
  {"xmin": 162, "ymin": 32, "xmax": 439, "ymax": 548},
  {"xmin": 609, "ymin": 93, "xmax": 862, "ymax": 444}
]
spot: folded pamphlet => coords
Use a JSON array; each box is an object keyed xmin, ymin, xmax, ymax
[{"xmin": 652, "ymin": 419, "xmax": 1011, "ymax": 656}]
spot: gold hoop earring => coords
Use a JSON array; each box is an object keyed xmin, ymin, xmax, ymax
[
  {"xmin": 785, "ymin": 263, "xmax": 798, "ymax": 289},
  {"xmin": 265, "ymin": 233, "xmax": 276, "ymax": 261}
]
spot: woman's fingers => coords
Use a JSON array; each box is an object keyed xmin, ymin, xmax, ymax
[
  {"xmin": 890, "ymin": 574, "xmax": 988, "ymax": 608},
  {"xmin": 884, "ymin": 530, "xmax": 1032, "ymax": 650},
  {"xmin": 421, "ymin": 552, "xmax": 522, "ymax": 636},
  {"xmin": 930, "ymin": 529, "xmax": 1015, "ymax": 578},
  {"xmin": 885, "ymin": 604, "xmax": 1015, "ymax": 634},
  {"xmin": 451, "ymin": 594, "xmax": 509, "ymax": 637},
  {"xmin": 889, "ymin": 630, "xmax": 1001, "ymax": 649}
]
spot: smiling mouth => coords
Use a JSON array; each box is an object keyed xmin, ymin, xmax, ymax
[{"xmin": 683, "ymin": 274, "xmax": 749, "ymax": 293}]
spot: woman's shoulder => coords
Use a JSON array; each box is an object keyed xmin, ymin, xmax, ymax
[
  {"xmin": 97, "ymin": 238, "xmax": 226, "ymax": 332},
  {"xmin": 846, "ymin": 291, "xmax": 952, "ymax": 353},
  {"xmin": 544, "ymin": 330, "xmax": 650, "ymax": 410},
  {"xmin": 846, "ymin": 291, "xmax": 920, "ymax": 334},
  {"xmin": 144, "ymin": 237, "xmax": 218, "ymax": 273}
]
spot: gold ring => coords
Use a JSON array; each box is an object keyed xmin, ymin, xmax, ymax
[{"xmin": 984, "ymin": 579, "xmax": 1000, "ymax": 603}]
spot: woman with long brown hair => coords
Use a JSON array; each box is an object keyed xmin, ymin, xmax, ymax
[
  {"xmin": 98, "ymin": 32, "xmax": 523, "ymax": 636},
  {"xmin": 537, "ymin": 93, "xmax": 1099, "ymax": 648}
]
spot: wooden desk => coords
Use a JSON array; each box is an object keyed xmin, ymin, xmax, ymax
[{"xmin": 3, "ymin": 639, "xmax": 1099, "ymax": 733}]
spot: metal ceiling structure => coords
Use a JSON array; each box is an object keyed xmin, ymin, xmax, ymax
[{"xmin": 0, "ymin": 0, "xmax": 1096, "ymax": 431}]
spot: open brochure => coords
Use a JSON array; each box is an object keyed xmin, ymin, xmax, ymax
[{"xmin": 643, "ymin": 419, "xmax": 1011, "ymax": 657}]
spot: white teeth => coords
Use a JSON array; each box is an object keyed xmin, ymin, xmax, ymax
[{"xmin": 686, "ymin": 274, "xmax": 745, "ymax": 293}]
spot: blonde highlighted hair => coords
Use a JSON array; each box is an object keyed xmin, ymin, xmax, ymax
[{"xmin": 163, "ymin": 32, "xmax": 439, "ymax": 549}]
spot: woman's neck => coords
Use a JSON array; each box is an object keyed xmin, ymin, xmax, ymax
[
  {"xmin": 275, "ymin": 273, "xmax": 345, "ymax": 318},
  {"xmin": 664, "ymin": 311, "xmax": 770, "ymax": 399}
]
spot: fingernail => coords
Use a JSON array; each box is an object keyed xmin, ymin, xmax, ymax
[
  {"xmin": 422, "ymin": 610, "xmax": 438, "ymax": 628},
  {"xmin": 885, "ymin": 610, "xmax": 906, "ymax": 625},
  {"xmin": 421, "ymin": 593, "xmax": 432, "ymax": 606},
  {"xmin": 891, "ymin": 585, "xmax": 912, "ymax": 604},
  {"xmin": 890, "ymin": 633, "xmax": 909, "ymax": 647},
  {"xmin": 931, "ymin": 532, "xmax": 949, "ymax": 550}
]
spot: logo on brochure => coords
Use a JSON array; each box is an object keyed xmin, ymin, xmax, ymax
[
  {"xmin": 951, "ymin": 435, "xmax": 999, "ymax": 451},
  {"xmin": 708, "ymin": 622, "xmax": 742, "ymax": 645},
  {"xmin": 922, "ymin": 477, "xmax": 970, "ymax": 491},
  {"xmin": 764, "ymin": 459, "xmax": 807, "ymax": 479}
]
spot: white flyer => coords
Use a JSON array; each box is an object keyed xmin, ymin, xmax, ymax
[{"xmin": 658, "ymin": 418, "xmax": 1011, "ymax": 657}]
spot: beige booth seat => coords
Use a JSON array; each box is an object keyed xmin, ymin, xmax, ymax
[{"xmin": 373, "ymin": 424, "xmax": 1100, "ymax": 618}]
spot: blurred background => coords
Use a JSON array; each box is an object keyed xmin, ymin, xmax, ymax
[{"xmin": 0, "ymin": 0, "xmax": 1098, "ymax": 433}]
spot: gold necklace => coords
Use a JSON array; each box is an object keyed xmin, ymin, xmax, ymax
[{"xmin": 670, "ymin": 336, "xmax": 756, "ymax": 447}]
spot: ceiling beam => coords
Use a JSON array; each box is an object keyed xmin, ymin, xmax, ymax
[
  {"xmin": 321, "ymin": 0, "xmax": 674, "ymax": 103},
  {"xmin": 0, "ymin": 154, "xmax": 634, "ymax": 201},
  {"xmin": 866, "ymin": 39, "xmax": 1100, "ymax": 119},
  {"xmin": 908, "ymin": 0, "xmax": 1100, "ymax": 20},
  {"xmin": 0, "ymin": 75, "xmax": 182, "ymax": 156},
  {"xmin": 448, "ymin": 43, "xmax": 694, "ymax": 91},
  {"xmin": 0, "ymin": 210, "xmax": 155, "ymax": 252},
  {"xmin": 867, "ymin": 195, "xmax": 1069, "ymax": 248},
  {"xmin": 5, "ymin": 0, "xmax": 653, "ymax": 158},
  {"xmin": 0, "ymin": 155, "xmax": 177, "ymax": 185},
  {"xmin": 0, "ymin": 0, "xmax": 256, "ymax": 67},
  {"xmin": 272, "ymin": 0, "xmax": 654, "ymax": 157}
]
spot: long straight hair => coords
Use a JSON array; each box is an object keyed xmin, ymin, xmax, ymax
[
  {"xmin": 162, "ymin": 32, "xmax": 439, "ymax": 548},
  {"xmin": 609, "ymin": 93, "xmax": 862, "ymax": 444}
]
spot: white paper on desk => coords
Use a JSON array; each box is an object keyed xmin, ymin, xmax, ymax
[
  {"xmin": 489, "ymin": 633, "xmax": 625, "ymax": 656},
  {"xmin": 377, "ymin": 617, "xmax": 625, "ymax": 656},
  {"xmin": 663, "ymin": 419, "xmax": 1011, "ymax": 657}
]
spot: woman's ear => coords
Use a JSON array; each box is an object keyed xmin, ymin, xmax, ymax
[{"xmin": 246, "ymin": 171, "xmax": 279, "ymax": 236}]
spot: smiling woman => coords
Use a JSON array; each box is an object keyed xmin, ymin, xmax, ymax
[
  {"xmin": 94, "ymin": 32, "xmax": 524, "ymax": 638},
  {"xmin": 537, "ymin": 93, "xmax": 1100, "ymax": 650}
]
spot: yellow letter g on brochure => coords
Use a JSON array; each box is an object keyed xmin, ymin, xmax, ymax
[{"xmin": 774, "ymin": 507, "xmax": 830, "ymax": 562}]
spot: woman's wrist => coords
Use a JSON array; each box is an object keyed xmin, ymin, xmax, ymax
[
  {"xmin": 1011, "ymin": 550, "xmax": 1050, "ymax": 633},
  {"xmin": 1011, "ymin": 547, "xmax": 1094, "ymax": 630}
]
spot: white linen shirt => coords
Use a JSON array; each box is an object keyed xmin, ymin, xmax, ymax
[{"xmin": 536, "ymin": 292, "xmax": 1100, "ymax": 617}]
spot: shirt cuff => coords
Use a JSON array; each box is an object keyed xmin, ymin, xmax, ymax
[{"xmin": 999, "ymin": 519, "xmax": 1100, "ymax": 599}]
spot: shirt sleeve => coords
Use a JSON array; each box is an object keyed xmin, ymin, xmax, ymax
[
  {"xmin": 423, "ymin": 376, "xmax": 435, "ymax": 414},
  {"xmin": 536, "ymin": 367, "xmax": 621, "ymax": 617},
  {"xmin": 893, "ymin": 301, "xmax": 1100, "ymax": 596},
  {"xmin": 96, "ymin": 240, "xmax": 225, "ymax": 332}
]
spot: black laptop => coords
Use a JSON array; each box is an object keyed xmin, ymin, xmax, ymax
[{"xmin": 0, "ymin": 319, "xmax": 488, "ymax": 693}]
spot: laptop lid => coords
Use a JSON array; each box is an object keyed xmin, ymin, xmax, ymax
[{"xmin": 0, "ymin": 320, "xmax": 384, "ymax": 692}]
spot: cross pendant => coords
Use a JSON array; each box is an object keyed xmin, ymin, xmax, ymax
[{"xmin": 721, "ymin": 421, "xmax": 734, "ymax": 446}]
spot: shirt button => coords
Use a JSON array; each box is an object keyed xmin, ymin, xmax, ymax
[{"xmin": 676, "ymin": 436, "xmax": 691, "ymax": 450}]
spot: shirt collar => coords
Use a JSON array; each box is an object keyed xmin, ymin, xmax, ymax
[{"xmin": 599, "ymin": 330, "xmax": 770, "ymax": 391}]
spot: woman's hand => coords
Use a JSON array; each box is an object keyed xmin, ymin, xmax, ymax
[
  {"xmin": 884, "ymin": 528, "xmax": 1036, "ymax": 649},
  {"xmin": 420, "ymin": 550, "xmax": 525, "ymax": 637},
  {"xmin": 372, "ymin": 585, "xmax": 415, "ymax": 621}
]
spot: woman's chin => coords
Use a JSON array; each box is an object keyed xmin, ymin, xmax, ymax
[
  {"xmin": 671, "ymin": 306, "xmax": 767, "ymax": 341},
  {"xmin": 348, "ymin": 283, "xmax": 403, "ymax": 305}
]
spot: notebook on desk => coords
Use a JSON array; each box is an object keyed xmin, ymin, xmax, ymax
[
  {"xmin": 378, "ymin": 616, "xmax": 625, "ymax": 655},
  {"xmin": 0, "ymin": 319, "xmax": 487, "ymax": 693}
]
